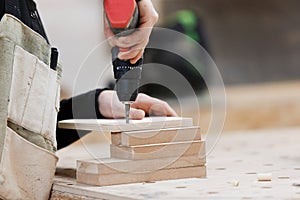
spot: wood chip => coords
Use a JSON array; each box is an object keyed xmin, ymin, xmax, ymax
[
  {"xmin": 207, "ymin": 191, "xmax": 219, "ymax": 195},
  {"xmin": 245, "ymin": 172, "xmax": 257, "ymax": 175},
  {"xmin": 257, "ymin": 173, "xmax": 272, "ymax": 181},
  {"xmin": 228, "ymin": 180, "xmax": 239, "ymax": 187},
  {"xmin": 261, "ymin": 186, "xmax": 272, "ymax": 189},
  {"xmin": 277, "ymin": 176, "xmax": 290, "ymax": 179},
  {"xmin": 233, "ymin": 180, "xmax": 239, "ymax": 187},
  {"xmin": 176, "ymin": 186, "xmax": 187, "ymax": 189},
  {"xmin": 215, "ymin": 167, "xmax": 226, "ymax": 171},
  {"xmin": 293, "ymin": 181, "xmax": 300, "ymax": 187}
]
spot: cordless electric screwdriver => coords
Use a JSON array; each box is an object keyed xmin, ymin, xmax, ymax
[{"xmin": 104, "ymin": 0, "xmax": 143, "ymax": 124}]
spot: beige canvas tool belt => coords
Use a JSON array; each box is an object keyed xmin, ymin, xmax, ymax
[{"xmin": 0, "ymin": 14, "xmax": 62, "ymax": 200}]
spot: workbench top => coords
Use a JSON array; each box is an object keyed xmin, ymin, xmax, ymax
[{"xmin": 51, "ymin": 127, "xmax": 300, "ymax": 199}]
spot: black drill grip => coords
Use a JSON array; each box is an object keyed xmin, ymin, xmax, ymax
[
  {"xmin": 112, "ymin": 47, "xmax": 143, "ymax": 79},
  {"xmin": 112, "ymin": 47, "xmax": 143, "ymax": 102}
]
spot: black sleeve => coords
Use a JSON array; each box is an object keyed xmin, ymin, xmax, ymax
[
  {"xmin": 0, "ymin": 0, "xmax": 4, "ymax": 19},
  {"xmin": 56, "ymin": 88, "xmax": 108, "ymax": 150}
]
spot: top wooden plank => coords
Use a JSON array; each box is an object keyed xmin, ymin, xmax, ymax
[{"xmin": 58, "ymin": 117, "xmax": 193, "ymax": 132}]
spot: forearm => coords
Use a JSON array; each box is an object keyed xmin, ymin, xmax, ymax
[{"xmin": 56, "ymin": 88, "xmax": 107, "ymax": 149}]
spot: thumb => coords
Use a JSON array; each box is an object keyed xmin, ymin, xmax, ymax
[{"xmin": 129, "ymin": 108, "xmax": 145, "ymax": 120}]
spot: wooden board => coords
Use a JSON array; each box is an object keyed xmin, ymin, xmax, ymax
[
  {"xmin": 52, "ymin": 176, "xmax": 136, "ymax": 200},
  {"xmin": 110, "ymin": 140, "xmax": 205, "ymax": 160},
  {"xmin": 77, "ymin": 166, "xmax": 207, "ymax": 186},
  {"xmin": 77, "ymin": 154, "xmax": 206, "ymax": 175},
  {"xmin": 58, "ymin": 117, "xmax": 193, "ymax": 132},
  {"xmin": 111, "ymin": 126, "xmax": 201, "ymax": 146}
]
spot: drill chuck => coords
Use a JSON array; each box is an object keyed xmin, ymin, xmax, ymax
[{"xmin": 115, "ymin": 77, "xmax": 141, "ymax": 102}]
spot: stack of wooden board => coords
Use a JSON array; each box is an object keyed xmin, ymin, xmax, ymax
[{"xmin": 59, "ymin": 117, "xmax": 207, "ymax": 186}]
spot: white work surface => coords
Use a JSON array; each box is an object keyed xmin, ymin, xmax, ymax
[{"xmin": 52, "ymin": 127, "xmax": 300, "ymax": 199}]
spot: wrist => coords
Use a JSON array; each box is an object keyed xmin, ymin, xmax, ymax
[
  {"xmin": 95, "ymin": 89, "xmax": 110, "ymax": 118},
  {"xmin": 98, "ymin": 90, "xmax": 113, "ymax": 118}
]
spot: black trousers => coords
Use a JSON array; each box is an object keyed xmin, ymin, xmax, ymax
[{"xmin": 0, "ymin": 0, "xmax": 107, "ymax": 150}]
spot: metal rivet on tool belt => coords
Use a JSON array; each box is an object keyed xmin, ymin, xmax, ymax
[{"xmin": 30, "ymin": 11, "xmax": 37, "ymax": 19}]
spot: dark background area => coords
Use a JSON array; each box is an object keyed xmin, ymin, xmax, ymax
[{"xmin": 159, "ymin": 0, "xmax": 300, "ymax": 85}]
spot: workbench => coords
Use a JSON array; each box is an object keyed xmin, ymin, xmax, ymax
[{"xmin": 50, "ymin": 127, "xmax": 300, "ymax": 199}]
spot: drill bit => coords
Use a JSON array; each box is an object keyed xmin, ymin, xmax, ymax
[{"xmin": 125, "ymin": 103, "xmax": 130, "ymax": 124}]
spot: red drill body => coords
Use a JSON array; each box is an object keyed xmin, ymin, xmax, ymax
[{"xmin": 104, "ymin": 0, "xmax": 139, "ymax": 35}]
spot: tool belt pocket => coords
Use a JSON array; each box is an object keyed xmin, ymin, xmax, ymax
[
  {"xmin": 8, "ymin": 45, "xmax": 60, "ymax": 149},
  {"xmin": 0, "ymin": 14, "xmax": 61, "ymax": 200},
  {"xmin": 0, "ymin": 126, "xmax": 58, "ymax": 200}
]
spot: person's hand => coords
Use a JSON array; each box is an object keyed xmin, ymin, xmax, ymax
[
  {"xmin": 104, "ymin": 0, "xmax": 158, "ymax": 64},
  {"xmin": 98, "ymin": 90, "xmax": 177, "ymax": 119}
]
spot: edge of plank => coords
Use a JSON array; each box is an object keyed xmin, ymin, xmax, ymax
[
  {"xmin": 113, "ymin": 126, "xmax": 201, "ymax": 146},
  {"xmin": 77, "ymin": 166, "xmax": 207, "ymax": 186},
  {"xmin": 77, "ymin": 154, "xmax": 206, "ymax": 175},
  {"xmin": 58, "ymin": 117, "xmax": 193, "ymax": 132},
  {"xmin": 110, "ymin": 140, "xmax": 205, "ymax": 160}
]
